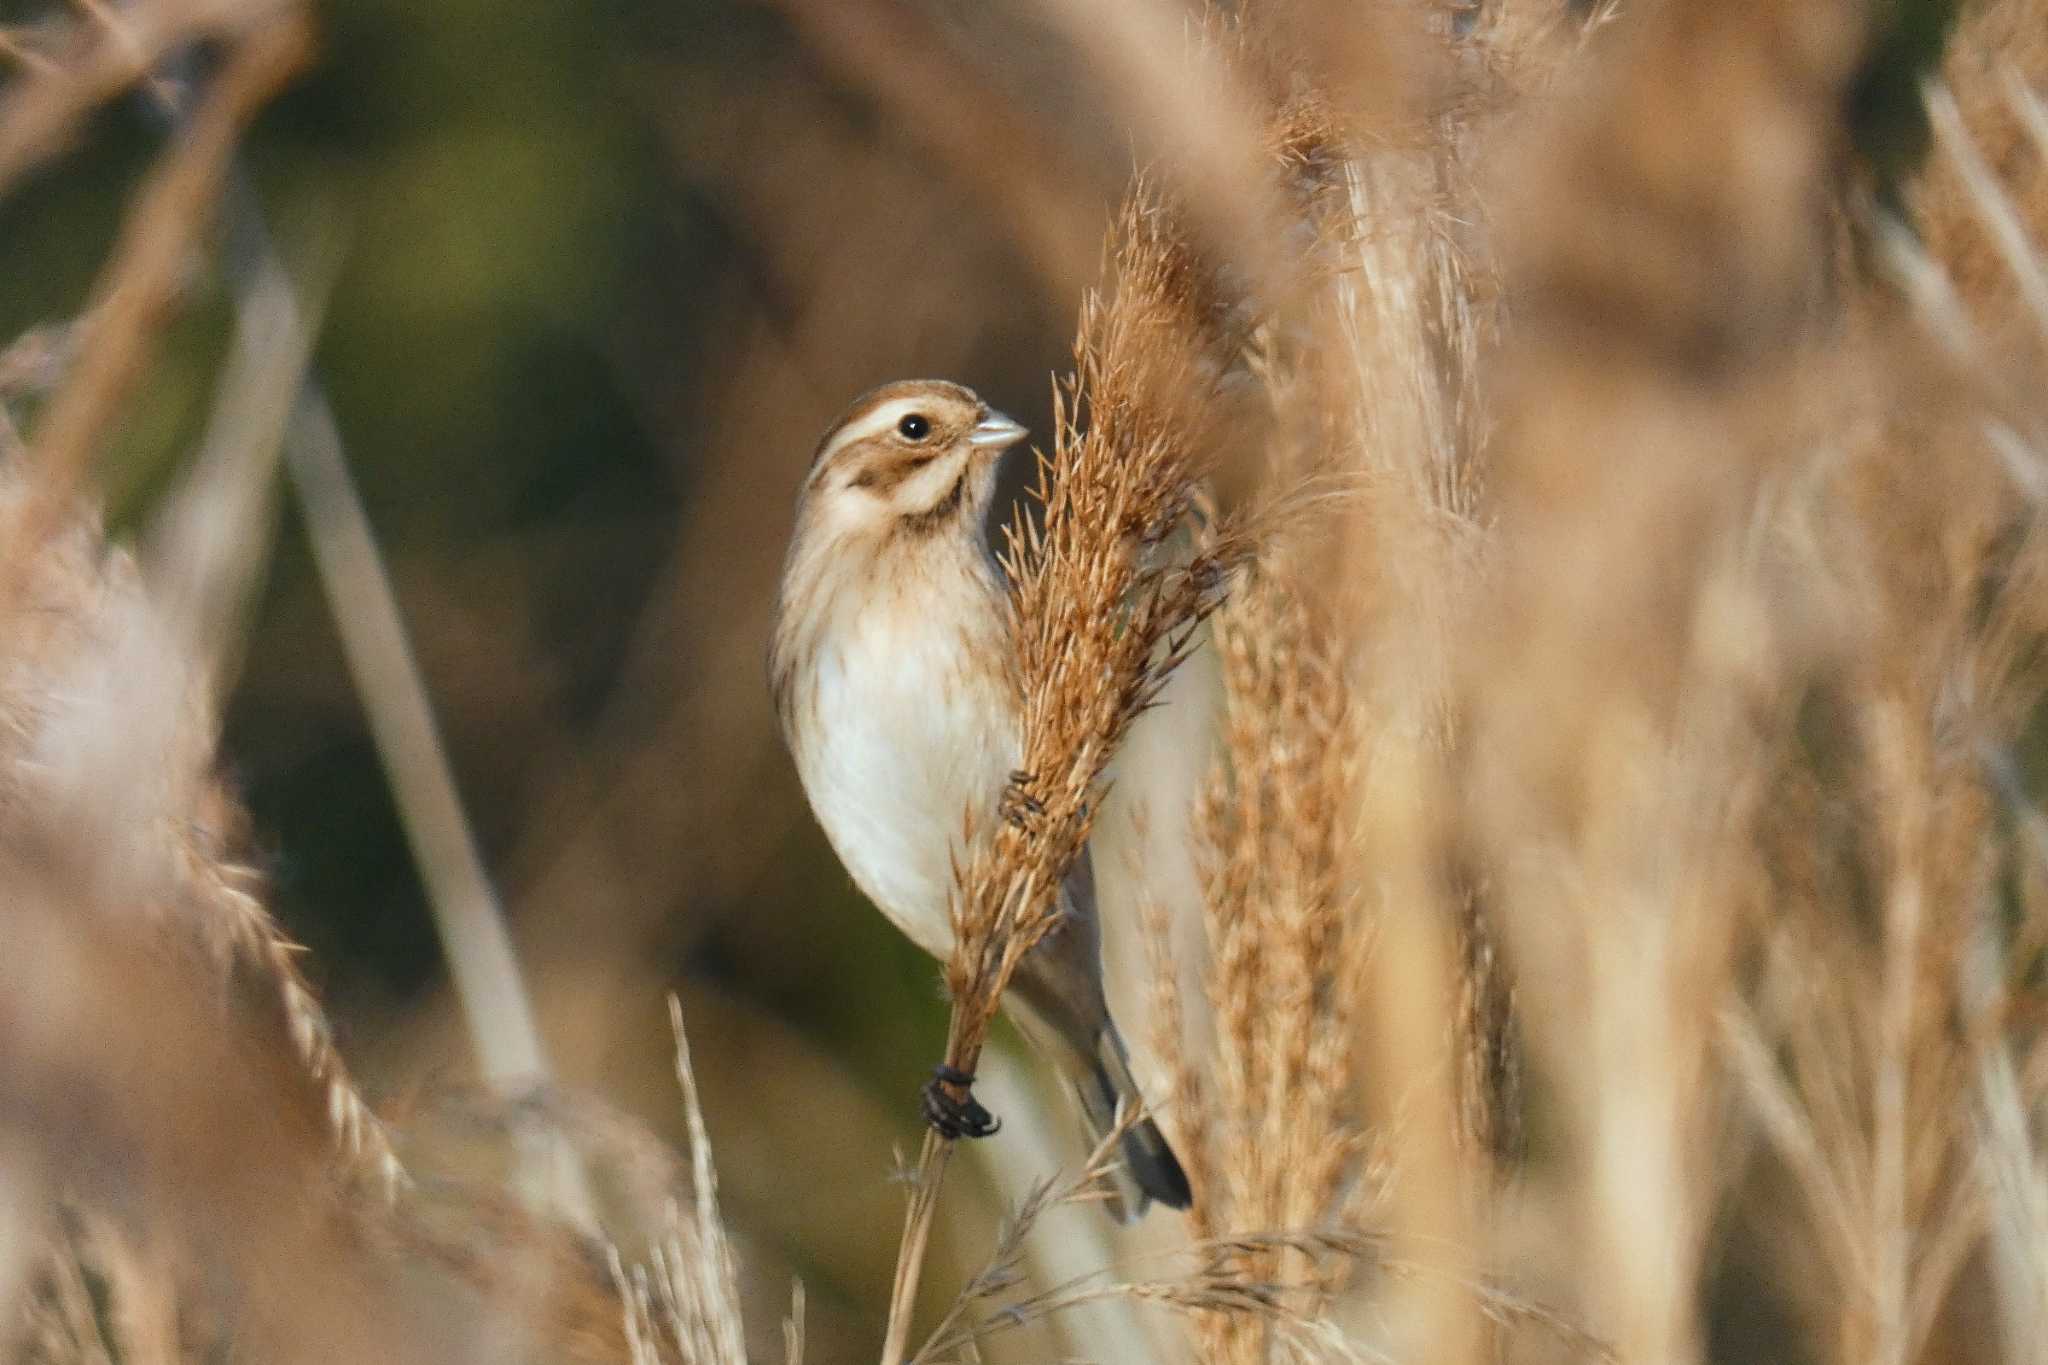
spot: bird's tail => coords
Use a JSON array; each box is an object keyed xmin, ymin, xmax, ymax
[{"xmin": 1071, "ymin": 1023, "xmax": 1192, "ymax": 1222}]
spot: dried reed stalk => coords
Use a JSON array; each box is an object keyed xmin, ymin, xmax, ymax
[
  {"xmin": 878, "ymin": 173, "xmax": 1258, "ymax": 1365},
  {"xmin": 1700, "ymin": 14, "xmax": 2048, "ymax": 1355},
  {"xmin": 1181, "ymin": 552, "xmax": 1368, "ymax": 1365},
  {"xmin": 903, "ymin": 1108, "xmax": 1150, "ymax": 1364},
  {"xmin": 0, "ymin": 853, "xmax": 449, "ymax": 1365},
  {"xmin": 0, "ymin": 413, "xmax": 418, "ymax": 1353},
  {"xmin": 88, "ymin": 0, "xmax": 577, "ymax": 1215},
  {"xmin": 0, "ymin": 12, "xmax": 433, "ymax": 1352}
]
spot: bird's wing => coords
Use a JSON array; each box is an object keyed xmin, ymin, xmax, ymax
[
  {"xmin": 1005, "ymin": 844, "xmax": 1110, "ymax": 1056},
  {"xmin": 1006, "ymin": 845, "xmax": 1192, "ymax": 1220}
]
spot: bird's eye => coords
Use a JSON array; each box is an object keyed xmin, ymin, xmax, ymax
[{"xmin": 897, "ymin": 413, "xmax": 931, "ymax": 441}]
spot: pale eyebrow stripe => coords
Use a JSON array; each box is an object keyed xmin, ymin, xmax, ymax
[{"xmin": 816, "ymin": 396, "xmax": 931, "ymax": 468}]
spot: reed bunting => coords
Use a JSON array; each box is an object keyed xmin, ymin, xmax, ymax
[{"xmin": 769, "ymin": 380, "xmax": 1191, "ymax": 1219}]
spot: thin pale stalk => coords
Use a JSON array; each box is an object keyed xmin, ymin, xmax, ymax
[
  {"xmin": 283, "ymin": 386, "xmax": 597, "ymax": 1223},
  {"xmin": 1869, "ymin": 705, "xmax": 1926, "ymax": 1365},
  {"xmin": 879, "ymin": 1133, "xmax": 954, "ymax": 1365}
]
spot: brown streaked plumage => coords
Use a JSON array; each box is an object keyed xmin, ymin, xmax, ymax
[{"xmin": 769, "ymin": 379, "xmax": 1191, "ymax": 1220}]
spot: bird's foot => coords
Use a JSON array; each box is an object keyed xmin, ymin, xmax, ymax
[
  {"xmin": 922, "ymin": 1064, "xmax": 1000, "ymax": 1140},
  {"xmin": 1000, "ymin": 770, "xmax": 1044, "ymax": 829}
]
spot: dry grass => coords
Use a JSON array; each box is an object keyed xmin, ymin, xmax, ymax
[
  {"xmin": 880, "ymin": 0, "xmax": 2048, "ymax": 1362},
  {"xmin": 15, "ymin": 0, "xmax": 2048, "ymax": 1363}
]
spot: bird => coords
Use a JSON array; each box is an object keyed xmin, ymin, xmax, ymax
[{"xmin": 769, "ymin": 379, "xmax": 1192, "ymax": 1220}]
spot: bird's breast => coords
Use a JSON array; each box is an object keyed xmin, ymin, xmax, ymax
[{"xmin": 791, "ymin": 578, "xmax": 1017, "ymax": 960}]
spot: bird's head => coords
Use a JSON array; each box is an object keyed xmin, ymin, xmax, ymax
[{"xmin": 797, "ymin": 380, "xmax": 1027, "ymax": 543}]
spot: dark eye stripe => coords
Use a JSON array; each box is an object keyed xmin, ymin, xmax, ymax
[{"xmin": 848, "ymin": 451, "xmax": 939, "ymax": 492}]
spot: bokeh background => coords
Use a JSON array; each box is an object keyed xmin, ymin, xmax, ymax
[{"xmin": 0, "ymin": 0, "xmax": 1968, "ymax": 1355}]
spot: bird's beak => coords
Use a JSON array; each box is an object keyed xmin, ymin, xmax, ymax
[{"xmin": 968, "ymin": 410, "xmax": 1028, "ymax": 452}]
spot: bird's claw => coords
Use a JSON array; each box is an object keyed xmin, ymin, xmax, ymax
[
  {"xmin": 922, "ymin": 1064, "xmax": 1000, "ymax": 1140},
  {"xmin": 1000, "ymin": 771, "xmax": 1044, "ymax": 829}
]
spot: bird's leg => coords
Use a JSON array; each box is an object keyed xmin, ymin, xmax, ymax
[{"xmin": 922, "ymin": 1063, "xmax": 1000, "ymax": 1139}]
